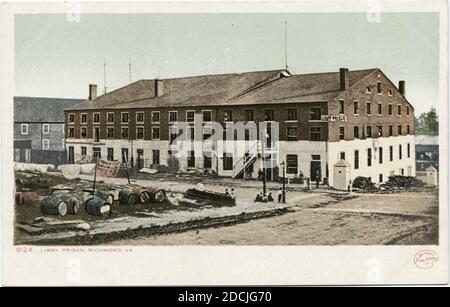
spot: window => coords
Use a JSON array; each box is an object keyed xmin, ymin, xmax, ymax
[
  {"xmin": 152, "ymin": 150, "xmax": 160, "ymax": 165},
  {"xmin": 245, "ymin": 110, "xmax": 254, "ymax": 121},
  {"xmin": 202, "ymin": 110, "xmax": 212, "ymax": 122},
  {"xmin": 398, "ymin": 125, "xmax": 402, "ymax": 135},
  {"xmin": 353, "ymin": 101, "xmax": 359, "ymax": 114},
  {"xmin": 399, "ymin": 145, "xmax": 402, "ymax": 160},
  {"xmin": 136, "ymin": 112, "xmax": 144, "ymax": 123},
  {"xmin": 186, "ymin": 111, "xmax": 195, "ymax": 122},
  {"xmin": 121, "ymin": 112, "xmax": 129, "ymax": 123},
  {"xmin": 287, "ymin": 108, "xmax": 297, "ymax": 121},
  {"xmin": 366, "ymin": 126, "xmax": 372, "ymax": 138},
  {"xmin": 93, "ymin": 113, "xmax": 100, "ymax": 123},
  {"xmin": 407, "ymin": 143, "xmax": 411, "ymax": 158},
  {"xmin": 93, "ymin": 147, "xmax": 101, "ymax": 159},
  {"xmin": 389, "ymin": 125, "xmax": 393, "ymax": 136},
  {"xmin": 377, "ymin": 81, "xmax": 382, "ymax": 94},
  {"xmin": 93, "ymin": 126, "xmax": 100, "ymax": 142},
  {"xmin": 264, "ymin": 110, "xmax": 274, "ymax": 121},
  {"xmin": 388, "ymin": 104, "xmax": 393, "ymax": 115},
  {"xmin": 377, "ymin": 125, "xmax": 383, "ymax": 137},
  {"xmin": 107, "ymin": 127, "xmax": 114, "ymax": 139},
  {"xmin": 68, "ymin": 127, "xmax": 74, "ymax": 138},
  {"xmin": 354, "ymin": 150, "xmax": 359, "ymax": 169},
  {"xmin": 42, "ymin": 139, "xmax": 49, "ymax": 150},
  {"xmin": 406, "ymin": 106, "xmax": 410, "ymax": 116},
  {"xmin": 81, "ymin": 127, "xmax": 87, "ymax": 138},
  {"xmin": 339, "ymin": 100, "xmax": 345, "ymax": 114},
  {"xmin": 379, "ymin": 147, "xmax": 383, "ymax": 164},
  {"xmin": 367, "ymin": 148, "xmax": 372, "ymax": 166},
  {"xmin": 121, "ymin": 127, "xmax": 129, "ymax": 139},
  {"xmin": 121, "ymin": 148, "xmax": 129, "ymax": 163},
  {"xmin": 366, "ymin": 86, "xmax": 371, "ymax": 93},
  {"xmin": 353, "ymin": 126, "xmax": 359, "ymax": 139},
  {"xmin": 398, "ymin": 105, "xmax": 402, "ymax": 115},
  {"xmin": 224, "ymin": 110, "xmax": 232, "ymax": 121},
  {"xmin": 286, "ymin": 154, "xmax": 298, "ymax": 174},
  {"xmin": 340, "ymin": 152, "xmax": 346, "ymax": 160},
  {"xmin": 152, "ymin": 127, "xmax": 160, "ymax": 140},
  {"xmin": 339, "ymin": 127, "xmax": 345, "ymax": 140},
  {"xmin": 107, "ymin": 113, "xmax": 114, "ymax": 123},
  {"xmin": 69, "ymin": 114, "xmax": 75, "ymax": 123},
  {"xmin": 136, "ymin": 127, "xmax": 144, "ymax": 139},
  {"xmin": 81, "ymin": 146, "xmax": 87, "ymax": 157},
  {"xmin": 169, "ymin": 111, "xmax": 177, "ymax": 122},
  {"xmin": 389, "ymin": 146, "xmax": 393, "ymax": 161},
  {"xmin": 310, "ymin": 107, "xmax": 322, "ymax": 120},
  {"xmin": 379, "ymin": 174, "xmax": 383, "ymax": 183},
  {"xmin": 378, "ymin": 103, "xmax": 382, "ymax": 115},
  {"xmin": 310, "ymin": 127, "xmax": 321, "ymax": 141},
  {"xmin": 400, "ymin": 168, "xmax": 404, "ymax": 176},
  {"xmin": 187, "ymin": 126, "xmax": 195, "ymax": 141},
  {"xmin": 287, "ymin": 127, "xmax": 298, "ymax": 141},
  {"xmin": 20, "ymin": 124, "xmax": 28, "ymax": 135},
  {"xmin": 107, "ymin": 148, "xmax": 114, "ymax": 161},
  {"xmin": 366, "ymin": 102, "xmax": 371, "ymax": 115},
  {"xmin": 203, "ymin": 127, "xmax": 212, "ymax": 141},
  {"xmin": 223, "ymin": 153, "xmax": 233, "ymax": 170},
  {"xmin": 203, "ymin": 152, "xmax": 212, "ymax": 168},
  {"xmin": 407, "ymin": 125, "xmax": 410, "ymax": 134},
  {"xmin": 151, "ymin": 111, "xmax": 160, "ymax": 123},
  {"xmin": 188, "ymin": 151, "xmax": 195, "ymax": 168},
  {"xmin": 388, "ymin": 90, "xmax": 393, "ymax": 96},
  {"xmin": 169, "ymin": 126, "xmax": 179, "ymax": 144},
  {"xmin": 81, "ymin": 113, "xmax": 87, "ymax": 123}
]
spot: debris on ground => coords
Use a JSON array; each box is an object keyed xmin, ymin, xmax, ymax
[
  {"xmin": 352, "ymin": 177, "xmax": 376, "ymax": 192},
  {"xmin": 380, "ymin": 176, "xmax": 426, "ymax": 191}
]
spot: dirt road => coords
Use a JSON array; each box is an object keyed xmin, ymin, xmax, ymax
[{"xmin": 107, "ymin": 191, "xmax": 438, "ymax": 245}]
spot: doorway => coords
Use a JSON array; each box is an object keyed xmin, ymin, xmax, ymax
[
  {"xmin": 68, "ymin": 146, "xmax": 74, "ymax": 164},
  {"xmin": 310, "ymin": 161, "xmax": 321, "ymax": 181}
]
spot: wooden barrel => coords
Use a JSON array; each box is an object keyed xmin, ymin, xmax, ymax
[
  {"xmin": 15, "ymin": 192, "xmax": 23, "ymax": 206},
  {"xmin": 94, "ymin": 191, "xmax": 114, "ymax": 205},
  {"xmin": 85, "ymin": 197, "xmax": 111, "ymax": 217},
  {"xmin": 16, "ymin": 191, "xmax": 40, "ymax": 206},
  {"xmin": 133, "ymin": 187, "xmax": 151, "ymax": 204},
  {"xmin": 40, "ymin": 198, "xmax": 67, "ymax": 216},
  {"xmin": 64, "ymin": 196, "xmax": 81, "ymax": 215},
  {"xmin": 119, "ymin": 189, "xmax": 136, "ymax": 205},
  {"xmin": 147, "ymin": 187, "xmax": 166, "ymax": 203}
]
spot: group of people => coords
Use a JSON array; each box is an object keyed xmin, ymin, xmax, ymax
[
  {"xmin": 224, "ymin": 188, "xmax": 236, "ymax": 200},
  {"xmin": 254, "ymin": 188, "xmax": 284, "ymax": 203}
]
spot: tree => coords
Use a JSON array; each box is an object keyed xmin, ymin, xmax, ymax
[{"xmin": 415, "ymin": 106, "xmax": 439, "ymax": 135}]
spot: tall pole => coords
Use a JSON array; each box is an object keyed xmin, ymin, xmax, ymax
[
  {"xmin": 103, "ymin": 60, "xmax": 107, "ymax": 94},
  {"xmin": 129, "ymin": 59, "xmax": 132, "ymax": 84},
  {"xmin": 92, "ymin": 157, "xmax": 98, "ymax": 195},
  {"xmin": 262, "ymin": 132, "xmax": 267, "ymax": 196},
  {"xmin": 284, "ymin": 21, "xmax": 288, "ymax": 70},
  {"xmin": 282, "ymin": 162, "xmax": 286, "ymax": 203}
]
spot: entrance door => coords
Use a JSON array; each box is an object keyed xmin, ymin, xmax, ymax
[
  {"xmin": 68, "ymin": 146, "xmax": 74, "ymax": 164},
  {"xmin": 310, "ymin": 161, "xmax": 321, "ymax": 181}
]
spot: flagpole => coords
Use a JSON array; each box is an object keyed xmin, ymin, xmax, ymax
[{"xmin": 92, "ymin": 157, "xmax": 98, "ymax": 195}]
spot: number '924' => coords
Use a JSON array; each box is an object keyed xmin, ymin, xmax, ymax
[{"xmin": 222, "ymin": 292, "xmax": 271, "ymax": 303}]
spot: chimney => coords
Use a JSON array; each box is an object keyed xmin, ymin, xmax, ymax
[
  {"xmin": 89, "ymin": 84, "xmax": 97, "ymax": 100},
  {"xmin": 155, "ymin": 79, "xmax": 164, "ymax": 97},
  {"xmin": 399, "ymin": 80, "xmax": 405, "ymax": 96},
  {"xmin": 339, "ymin": 68, "xmax": 349, "ymax": 90}
]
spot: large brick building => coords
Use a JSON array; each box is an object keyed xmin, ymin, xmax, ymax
[{"xmin": 64, "ymin": 68, "xmax": 415, "ymax": 187}]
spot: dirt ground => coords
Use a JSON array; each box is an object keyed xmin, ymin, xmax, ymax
[{"xmin": 107, "ymin": 191, "xmax": 439, "ymax": 245}]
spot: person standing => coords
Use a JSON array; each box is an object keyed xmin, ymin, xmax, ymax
[
  {"xmin": 277, "ymin": 188, "xmax": 283, "ymax": 203},
  {"xmin": 315, "ymin": 170, "xmax": 320, "ymax": 189}
]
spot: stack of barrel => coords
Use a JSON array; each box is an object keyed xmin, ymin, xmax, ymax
[{"xmin": 118, "ymin": 187, "xmax": 166, "ymax": 205}]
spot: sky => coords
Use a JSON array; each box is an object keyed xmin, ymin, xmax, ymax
[{"xmin": 15, "ymin": 12, "xmax": 439, "ymax": 115}]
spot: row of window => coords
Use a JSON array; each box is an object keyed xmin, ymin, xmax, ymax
[
  {"xmin": 340, "ymin": 100, "xmax": 410, "ymax": 116},
  {"xmin": 342, "ymin": 143, "xmax": 411, "ymax": 170},
  {"xmin": 339, "ymin": 124, "xmax": 411, "ymax": 140},
  {"xmin": 68, "ymin": 126, "xmax": 161, "ymax": 141},
  {"xmin": 20, "ymin": 123, "xmax": 51, "ymax": 135},
  {"xmin": 366, "ymin": 81, "xmax": 391, "ymax": 95}
]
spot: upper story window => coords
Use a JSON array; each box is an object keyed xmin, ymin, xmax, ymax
[
  {"xmin": 377, "ymin": 81, "xmax": 382, "ymax": 94},
  {"xmin": 388, "ymin": 104, "xmax": 393, "ymax": 115},
  {"xmin": 80, "ymin": 127, "xmax": 87, "ymax": 138},
  {"xmin": 353, "ymin": 101, "xmax": 359, "ymax": 115},
  {"xmin": 310, "ymin": 127, "xmax": 321, "ymax": 141},
  {"xmin": 224, "ymin": 110, "xmax": 233, "ymax": 121},
  {"xmin": 121, "ymin": 127, "xmax": 129, "ymax": 139},
  {"xmin": 388, "ymin": 125, "xmax": 393, "ymax": 136},
  {"xmin": 93, "ymin": 113, "xmax": 100, "ymax": 123},
  {"xmin": 245, "ymin": 110, "xmax": 254, "ymax": 121},
  {"xmin": 203, "ymin": 110, "xmax": 212, "ymax": 122},
  {"xmin": 388, "ymin": 90, "xmax": 393, "ymax": 96},
  {"xmin": 107, "ymin": 112, "xmax": 114, "ymax": 123},
  {"xmin": 136, "ymin": 127, "xmax": 144, "ymax": 139},
  {"xmin": 152, "ymin": 127, "xmax": 160, "ymax": 140},
  {"xmin": 398, "ymin": 105, "xmax": 402, "ymax": 116},
  {"xmin": 366, "ymin": 102, "xmax": 371, "ymax": 115},
  {"xmin": 136, "ymin": 112, "xmax": 144, "ymax": 123},
  {"xmin": 339, "ymin": 127, "xmax": 345, "ymax": 140},
  {"xmin": 121, "ymin": 112, "xmax": 129, "ymax": 123},
  {"xmin": 21, "ymin": 124, "xmax": 28, "ymax": 135},
  {"xmin": 366, "ymin": 86, "xmax": 371, "ymax": 93},
  {"xmin": 310, "ymin": 107, "xmax": 321, "ymax": 120},
  {"xmin": 407, "ymin": 125, "xmax": 410, "ymax": 134},
  {"xmin": 42, "ymin": 139, "xmax": 49, "ymax": 150},
  {"xmin": 377, "ymin": 125, "xmax": 383, "ymax": 137},
  {"xmin": 287, "ymin": 127, "xmax": 298, "ymax": 141},
  {"xmin": 406, "ymin": 106, "xmax": 410, "ymax": 116},
  {"xmin": 107, "ymin": 127, "xmax": 114, "ymax": 139},
  {"xmin": 151, "ymin": 111, "xmax": 160, "ymax": 123},
  {"xmin": 186, "ymin": 110, "xmax": 195, "ymax": 123},
  {"xmin": 287, "ymin": 108, "xmax": 297, "ymax": 121},
  {"xmin": 398, "ymin": 125, "xmax": 402, "ymax": 135},
  {"xmin": 339, "ymin": 100, "xmax": 345, "ymax": 114},
  {"xmin": 264, "ymin": 110, "xmax": 274, "ymax": 121},
  {"xmin": 81, "ymin": 113, "xmax": 87, "ymax": 123},
  {"xmin": 42, "ymin": 124, "xmax": 49, "ymax": 134},
  {"xmin": 378, "ymin": 103, "xmax": 382, "ymax": 115},
  {"xmin": 68, "ymin": 113, "xmax": 75, "ymax": 123},
  {"xmin": 169, "ymin": 111, "xmax": 177, "ymax": 123}
]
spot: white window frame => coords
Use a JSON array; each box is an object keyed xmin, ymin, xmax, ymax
[
  {"xmin": 80, "ymin": 127, "xmax": 87, "ymax": 139},
  {"xmin": 107, "ymin": 112, "xmax": 115, "ymax": 123},
  {"xmin": 169, "ymin": 111, "xmax": 178, "ymax": 123},
  {"xmin": 20, "ymin": 124, "xmax": 28, "ymax": 135},
  {"xmin": 93, "ymin": 126, "xmax": 100, "ymax": 141},
  {"xmin": 151, "ymin": 111, "xmax": 160, "ymax": 124},
  {"xmin": 93, "ymin": 112, "xmax": 100, "ymax": 123},
  {"xmin": 202, "ymin": 110, "xmax": 213, "ymax": 122},
  {"xmin": 42, "ymin": 139, "xmax": 49, "ymax": 150},
  {"xmin": 107, "ymin": 126, "xmax": 114, "ymax": 139},
  {"xmin": 136, "ymin": 111, "xmax": 145, "ymax": 124},
  {"xmin": 121, "ymin": 127, "xmax": 129, "ymax": 139},
  {"xmin": 68, "ymin": 113, "xmax": 75, "ymax": 123},
  {"xmin": 121, "ymin": 112, "xmax": 129, "ymax": 123},
  {"xmin": 388, "ymin": 90, "xmax": 393, "ymax": 96},
  {"xmin": 152, "ymin": 126, "xmax": 161, "ymax": 140},
  {"xmin": 42, "ymin": 123, "xmax": 50, "ymax": 134},
  {"xmin": 68, "ymin": 126, "xmax": 75, "ymax": 138},
  {"xmin": 136, "ymin": 126, "xmax": 145, "ymax": 140},
  {"xmin": 186, "ymin": 110, "xmax": 195, "ymax": 123},
  {"xmin": 80, "ymin": 113, "xmax": 87, "ymax": 124}
]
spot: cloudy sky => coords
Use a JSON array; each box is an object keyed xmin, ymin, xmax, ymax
[{"xmin": 15, "ymin": 12, "xmax": 439, "ymax": 115}]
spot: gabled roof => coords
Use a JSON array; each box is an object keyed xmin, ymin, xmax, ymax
[
  {"xmin": 14, "ymin": 96, "xmax": 84, "ymax": 122},
  {"xmin": 67, "ymin": 68, "xmax": 378, "ymax": 111}
]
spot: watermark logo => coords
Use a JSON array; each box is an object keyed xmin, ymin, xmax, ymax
[
  {"xmin": 367, "ymin": 0, "xmax": 381, "ymax": 23},
  {"xmin": 66, "ymin": 2, "xmax": 81, "ymax": 23}
]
